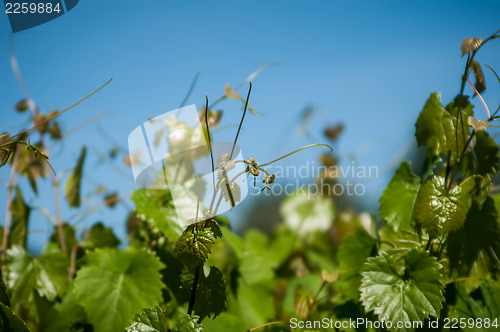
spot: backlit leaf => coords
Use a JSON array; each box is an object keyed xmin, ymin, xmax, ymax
[
  {"xmin": 415, "ymin": 93, "xmax": 473, "ymax": 161},
  {"xmin": 130, "ymin": 188, "xmax": 182, "ymax": 240},
  {"xmin": 174, "ymin": 224, "xmax": 216, "ymax": 267},
  {"xmin": 414, "ymin": 176, "xmax": 473, "ymax": 235},
  {"xmin": 74, "ymin": 249, "xmax": 164, "ymax": 332},
  {"xmin": 360, "ymin": 250, "xmax": 444, "ymax": 331},
  {"xmin": 6, "ymin": 244, "xmax": 69, "ymax": 311}
]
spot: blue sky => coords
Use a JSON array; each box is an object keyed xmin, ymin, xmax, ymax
[{"xmin": 1, "ymin": 1, "xmax": 500, "ymax": 253}]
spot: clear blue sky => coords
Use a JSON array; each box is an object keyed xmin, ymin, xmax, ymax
[{"xmin": 1, "ymin": 1, "xmax": 500, "ymax": 254}]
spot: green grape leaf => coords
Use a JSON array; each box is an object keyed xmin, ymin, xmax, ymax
[
  {"xmin": 8, "ymin": 186, "xmax": 30, "ymax": 249},
  {"xmin": 447, "ymin": 197, "xmax": 500, "ymax": 278},
  {"xmin": 415, "ymin": 93, "xmax": 473, "ymax": 160},
  {"xmin": 173, "ymin": 313, "xmax": 204, "ymax": 332},
  {"xmin": 192, "ymin": 266, "xmax": 227, "ymax": 320},
  {"xmin": 379, "ymin": 162, "xmax": 421, "ymax": 231},
  {"xmin": 6, "ymin": 244, "xmax": 69, "ymax": 310},
  {"xmin": 74, "ymin": 249, "xmax": 164, "ymax": 332},
  {"xmin": 81, "ymin": 222, "xmax": 121, "ymax": 249},
  {"xmin": 0, "ymin": 302, "xmax": 30, "ymax": 332},
  {"xmin": 130, "ymin": 188, "xmax": 182, "ymax": 240},
  {"xmin": 174, "ymin": 224, "xmax": 216, "ymax": 267},
  {"xmin": 414, "ymin": 176, "xmax": 473, "ymax": 235},
  {"xmin": 65, "ymin": 146, "xmax": 86, "ymax": 207},
  {"xmin": 337, "ymin": 227, "xmax": 377, "ymax": 301},
  {"xmin": 360, "ymin": 250, "xmax": 444, "ymax": 331},
  {"xmin": 180, "ymin": 266, "xmax": 227, "ymax": 319},
  {"xmin": 126, "ymin": 306, "xmax": 165, "ymax": 332}
]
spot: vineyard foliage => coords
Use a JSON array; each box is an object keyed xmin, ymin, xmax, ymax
[{"xmin": 1, "ymin": 30, "xmax": 500, "ymax": 331}]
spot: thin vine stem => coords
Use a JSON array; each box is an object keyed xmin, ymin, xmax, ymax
[
  {"xmin": 258, "ymin": 143, "xmax": 332, "ymax": 167},
  {"xmin": 230, "ymin": 82, "xmax": 252, "ymax": 159},
  {"xmin": 187, "ymin": 264, "xmax": 201, "ymax": 316},
  {"xmin": 205, "ymin": 95, "xmax": 215, "ymax": 189},
  {"xmin": 6, "ymin": 78, "xmax": 113, "ymax": 144}
]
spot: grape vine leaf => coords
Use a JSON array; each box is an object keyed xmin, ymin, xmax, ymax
[
  {"xmin": 414, "ymin": 176, "xmax": 473, "ymax": 235},
  {"xmin": 74, "ymin": 249, "xmax": 165, "ymax": 332},
  {"xmin": 6, "ymin": 244, "xmax": 69, "ymax": 310},
  {"xmin": 130, "ymin": 188, "xmax": 182, "ymax": 239},
  {"xmin": 65, "ymin": 146, "xmax": 86, "ymax": 207},
  {"xmin": 360, "ymin": 249, "xmax": 444, "ymax": 331},
  {"xmin": 415, "ymin": 93, "xmax": 473, "ymax": 160},
  {"xmin": 173, "ymin": 313, "xmax": 204, "ymax": 332},
  {"xmin": 126, "ymin": 306, "xmax": 165, "ymax": 332},
  {"xmin": 379, "ymin": 161, "xmax": 421, "ymax": 231},
  {"xmin": 181, "ymin": 266, "xmax": 227, "ymax": 320},
  {"xmin": 447, "ymin": 197, "xmax": 500, "ymax": 277},
  {"xmin": 174, "ymin": 224, "xmax": 216, "ymax": 267}
]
